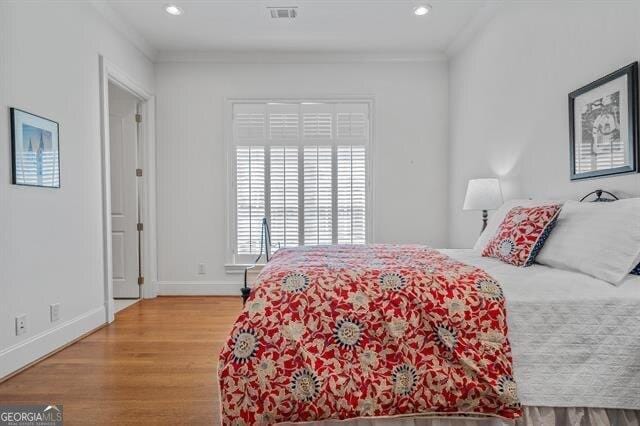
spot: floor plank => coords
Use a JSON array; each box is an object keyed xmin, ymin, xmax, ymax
[{"xmin": 0, "ymin": 296, "xmax": 243, "ymax": 425}]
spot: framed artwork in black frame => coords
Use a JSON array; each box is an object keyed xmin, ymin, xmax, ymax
[
  {"xmin": 10, "ymin": 108, "xmax": 60, "ymax": 188},
  {"xmin": 568, "ymin": 62, "xmax": 639, "ymax": 181}
]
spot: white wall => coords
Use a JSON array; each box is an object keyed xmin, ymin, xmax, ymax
[
  {"xmin": 155, "ymin": 61, "xmax": 449, "ymax": 292},
  {"xmin": 0, "ymin": 1, "xmax": 154, "ymax": 377},
  {"xmin": 448, "ymin": 1, "xmax": 640, "ymax": 248}
]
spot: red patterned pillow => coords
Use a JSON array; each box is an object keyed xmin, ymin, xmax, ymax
[{"xmin": 482, "ymin": 204, "xmax": 562, "ymax": 267}]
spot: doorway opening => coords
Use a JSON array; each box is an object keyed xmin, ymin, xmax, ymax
[
  {"xmin": 100, "ymin": 55, "xmax": 157, "ymax": 323},
  {"xmin": 108, "ymin": 82, "xmax": 143, "ymax": 312}
]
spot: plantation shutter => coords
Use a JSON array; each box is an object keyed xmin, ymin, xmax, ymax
[
  {"xmin": 337, "ymin": 145, "xmax": 366, "ymax": 244},
  {"xmin": 231, "ymin": 101, "xmax": 370, "ymax": 259},
  {"xmin": 234, "ymin": 104, "xmax": 266, "ymax": 141},
  {"xmin": 235, "ymin": 146, "xmax": 265, "ymax": 255},
  {"xmin": 233, "ymin": 104, "xmax": 267, "ymax": 255},
  {"xmin": 303, "ymin": 145, "xmax": 333, "ymax": 245},
  {"xmin": 337, "ymin": 109, "xmax": 368, "ymax": 139},
  {"xmin": 268, "ymin": 104, "xmax": 299, "ymax": 140},
  {"xmin": 302, "ymin": 106, "xmax": 333, "ymax": 139},
  {"xmin": 335, "ymin": 103, "xmax": 368, "ymax": 244},
  {"xmin": 270, "ymin": 146, "xmax": 299, "ymax": 248}
]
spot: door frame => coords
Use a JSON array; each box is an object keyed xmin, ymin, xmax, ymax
[{"xmin": 99, "ymin": 55, "xmax": 157, "ymax": 323}]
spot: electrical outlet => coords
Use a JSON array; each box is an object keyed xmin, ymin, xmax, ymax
[
  {"xmin": 198, "ymin": 263, "xmax": 206, "ymax": 275},
  {"xmin": 15, "ymin": 315, "xmax": 27, "ymax": 336},
  {"xmin": 50, "ymin": 304, "xmax": 61, "ymax": 323}
]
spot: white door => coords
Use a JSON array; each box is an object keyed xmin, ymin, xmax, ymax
[{"xmin": 109, "ymin": 84, "xmax": 140, "ymax": 299}]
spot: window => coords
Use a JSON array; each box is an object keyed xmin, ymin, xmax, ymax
[{"xmin": 229, "ymin": 100, "xmax": 371, "ymax": 263}]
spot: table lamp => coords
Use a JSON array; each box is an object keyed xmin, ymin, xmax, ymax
[{"xmin": 463, "ymin": 178, "xmax": 503, "ymax": 232}]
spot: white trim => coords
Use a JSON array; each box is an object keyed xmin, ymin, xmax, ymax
[
  {"xmin": 90, "ymin": 1, "xmax": 157, "ymax": 61},
  {"xmin": 157, "ymin": 281, "xmax": 244, "ymax": 296},
  {"xmin": 445, "ymin": 0, "xmax": 505, "ymax": 57},
  {"xmin": 140, "ymin": 97, "xmax": 159, "ymax": 300},
  {"xmin": 368, "ymin": 98, "xmax": 377, "ymax": 243},
  {"xmin": 224, "ymin": 97, "xmax": 375, "ymax": 264},
  {"xmin": 156, "ymin": 50, "xmax": 447, "ymax": 64},
  {"xmin": 224, "ymin": 264, "xmax": 265, "ymax": 274},
  {"xmin": 0, "ymin": 306, "xmax": 105, "ymax": 379},
  {"xmin": 99, "ymin": 55, "xmax": 158, "ymax": 325},
  {"xmin": 224, "ymin": 98, "xmax": 235, "ymax": 269}
]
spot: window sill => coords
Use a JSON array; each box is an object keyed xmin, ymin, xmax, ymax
[{"xmin": 224, "ymin": 263, "xmax": 265, "ymax": 275}]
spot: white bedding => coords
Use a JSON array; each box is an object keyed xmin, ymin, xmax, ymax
[{"xmin": 441, "ymin": 249, "xmax": 640, "ymax": 410}]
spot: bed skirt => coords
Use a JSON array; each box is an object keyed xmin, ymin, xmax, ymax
[{"xmin": 277, "ymin": 407, "xmax": 640, "ymax": 426}]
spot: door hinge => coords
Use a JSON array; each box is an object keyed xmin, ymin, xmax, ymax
[
  {"xmin": 136, "ymin": 168, "xmax": 143, "ymax": 177},
  {"xmin": 137, "ymin": 223, "xmax": 143, "ymax": 231},
  {"xmin": 135, "ymin": 113, "xmax": 142, "ymax": 123},
  {"xmin": 137, "ymin": 276, "xmax": 144, "ymax": 285}
]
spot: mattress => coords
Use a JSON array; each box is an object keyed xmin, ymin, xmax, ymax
[{"xmin": 441, "ymin": 249, "xmax": 640, "ymax": 410}]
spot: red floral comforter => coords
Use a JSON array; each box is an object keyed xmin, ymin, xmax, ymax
[{"xmin": 218, "ymin": 245, "xmax": 521, "ymax": 425}]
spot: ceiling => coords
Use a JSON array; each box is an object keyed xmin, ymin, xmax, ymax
[{"xmin": 101, "ymin": 0, "xmax": 497, "ymax": 59}]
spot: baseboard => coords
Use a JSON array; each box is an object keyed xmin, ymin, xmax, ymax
[
  {"xmin": 157, "ymin": 281, "xmax": 243, "ymax": 296},
  {"xmin": 0, "ymin": 306, "xmax": 106, "ymax": 380}
]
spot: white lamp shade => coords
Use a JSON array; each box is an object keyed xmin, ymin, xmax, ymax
[{"xmin": 463, "ymin": 178, "xmax": 503, "ymax": 211}]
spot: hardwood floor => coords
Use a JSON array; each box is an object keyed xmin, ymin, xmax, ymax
[{"xmin": 0, "ymin": 296, "xmax": 242, "ymax": 425}]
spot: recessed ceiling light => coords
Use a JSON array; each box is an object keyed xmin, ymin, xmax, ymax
[
  {"xmin": 413, "ymin": 5, "xmax": 431, "ymax": 16},
  {"xmin": 165, "ymin": 5, "xmax": 183, "ymax": 16}
]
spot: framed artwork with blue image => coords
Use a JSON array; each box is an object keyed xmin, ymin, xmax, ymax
[{"xmin": 10, "ymin": 108, "xmax": 60, "ymax": 188}]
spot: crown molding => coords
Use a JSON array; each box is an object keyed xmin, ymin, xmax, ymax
[
  {"xmin": 89, "ymin": 0, "xmax": 498, "ymax": 64},
  {"xmin": 445, "ymin": 0, "xmax": 507, "ymax": 58},
  {"xmin": 155, "ymin": 50, "xmax": 447, "ymax": 64},
  {"xmin": 90, "ymin": 0, "xmax": 157, "ymax": 62}
]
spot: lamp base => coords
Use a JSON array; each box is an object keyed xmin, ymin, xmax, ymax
[{"xmin": 481, "ymin": 210, "xmax": 488, "ymax": 233}]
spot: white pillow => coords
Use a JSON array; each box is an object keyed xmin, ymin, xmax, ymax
[
  {"xmin": 473, "ymin": 199, "xmax": 562, "ymax": 252},
  {"xmin": 536, "ymin": 199, "xmax": 640, "ymax": 285}
]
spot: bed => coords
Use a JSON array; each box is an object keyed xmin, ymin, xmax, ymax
[
  {"xmin": 218, "ymin": 245, "xmax": 640, "ymax": 425},
  {"xmin": 442, "ymin": 249, "xmax": 640, "ymax": 412},
  {"xmin": 218, "ymin": 193, "xmax": 640, "ymax": 425}
]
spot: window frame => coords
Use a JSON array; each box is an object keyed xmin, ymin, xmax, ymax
[{"xmin": 224, "ymin": 97, "xmax": 375, "ymax": 269}]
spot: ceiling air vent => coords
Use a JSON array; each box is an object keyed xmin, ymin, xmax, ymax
[{"xmin": 268, "ymin": 7, "xmax": 298, "ymax": 19}]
